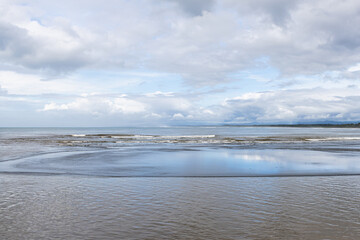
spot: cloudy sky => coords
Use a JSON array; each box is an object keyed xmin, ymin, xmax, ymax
[{"xmin": 1, "ymin": 0, "xmax": 360, "ymax": 126}]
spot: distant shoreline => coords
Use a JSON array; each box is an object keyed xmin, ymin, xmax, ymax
[
  {"xmin": 223, "ymin": 123, "xmax": 360, "ymax": 128},
  {"xmin": 1, "ymin": 123, "xmax": 360, "ymax": 128}
]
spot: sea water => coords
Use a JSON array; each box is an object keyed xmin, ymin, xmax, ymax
[{"xmin": 1, "ymin": 126, "xmax": 360, "ymax": 239}]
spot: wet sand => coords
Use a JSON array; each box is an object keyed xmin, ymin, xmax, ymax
[{"xmin": 1, "ymin": 174, "xmax": 360, "ymax": 239}]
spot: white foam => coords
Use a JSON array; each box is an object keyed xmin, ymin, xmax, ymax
[
  {"xmin": 112, "ymin": 135, "xmax": 216, "ymax": 140},
  {"xmin": 306, "ymin": 137, "xmax": 360, "ymax": 141},
  {"xmin": 111, "ymin": 136, "xmax": 134, "ymax": 139},
  {"xmin": 158, "ymin": 135, "xmax": 216, "ymax": 139}
]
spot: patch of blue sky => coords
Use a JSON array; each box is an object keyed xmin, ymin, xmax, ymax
[{"xmin": 30, "ymin": 17, "xmax": 45, "ymax": 26}]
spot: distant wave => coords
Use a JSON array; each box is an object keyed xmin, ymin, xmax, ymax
[
  {"xmin": 4, "ymin": 133, "xmax": 360, "ymax": 149},
  {"xmin": 10, "ymin": 134, "xmax": 355, "ymax": 148}
]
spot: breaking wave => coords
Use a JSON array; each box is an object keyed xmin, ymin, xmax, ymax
[{"xmin": 5, "ymin": 133, "xmax": 360, "ymax": 149}]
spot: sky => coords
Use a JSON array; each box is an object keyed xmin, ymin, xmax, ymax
[{"xmin": 1, "ymin": 0, "xmax": 360, "ymax": 126}]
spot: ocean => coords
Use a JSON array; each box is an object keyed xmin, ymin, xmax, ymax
[{"xmin": 1, "ymin": 126, "xmax": 360, "ymax": 239}]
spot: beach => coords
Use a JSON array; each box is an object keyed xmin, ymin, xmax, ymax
[
  {"xmin": 1, "ymin": 126, "xmax": 360, "ymax": 239},
  {"xmin": 1, "ymin": 174, "xmax": 360, "ymax": 239}
]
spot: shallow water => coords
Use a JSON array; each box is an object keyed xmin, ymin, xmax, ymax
[
  {"xmin": 1, "ymin": 126, "xmax": 360, "ymax": 176},
  {"xmin": 1, "ymin": 127, "xmax": 360, "ymax": 239},
  {"xmin": 2, "ymin": 148, "xmax": 360, "ymax": 177},
  {"xmin": 1, "ymin": 175, "xmax": 360, "ymax": 239}
]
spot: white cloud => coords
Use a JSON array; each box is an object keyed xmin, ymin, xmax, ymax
[
  {"xmin": 36, "ymin": 92, "xmax": 216, "ymax": 125},
  {"xmin": 0, "ymin": 85, "xmax": 359, "ymax": 126},
  {"xmin": 1, "ymin": 0, "xmax": 360, "ymax": 126},
  {"xmin": 172, "ymin": 113, "xmax": 185, "ymax": 119},
  {"xmin": 145, "ymin": 91, "xmax": 175, "ymax": 97},
  {"xmin": 348, "ymin": 63, "xmax": 360, "ymax": 72},
  {"xmin": 41, "ymin": 97, "xmax": 146, "ymax": 115},
  {"xmin": 36, "ymin": 86, "xmax": 360, "ymax": 125},
  {"xmin": 221, "ymin": 88, "xmax": 360, "ymax": 123},
  {"xmin": 1, "ymin": 0, "xmax": 359, "ymax": 84}
]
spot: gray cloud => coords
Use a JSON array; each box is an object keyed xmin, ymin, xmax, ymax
[
  {"xmin": 0, "ymin": 22, "xmax": 34, "ymax": 61},
  {"xmin": 33, "ymin": 87, "xmax": 360, "ymax": 126},
  {"xmin": 0, "ymin": 21, "xmax": 90, "ymax": 75},
  {"xmin": 221, "ymin": 88, "xmax": 360, "ymax": 124},
  {"xmin": 1, "ymin": 0, "xmax": 360, "ymax": 84},
  {"xmin": 167, "ymin": 0, "xmax": 215, "ymax": 16},
  {"xmin": 223, "ymin": 0, "xmax": 300, "ymax": 26},
  {"xmin": 3, "ymin": 0, "xmax": 360, "ymax": 126},
  {"xmin": 148, "ymin": 0, "xmax": 360, "ymax": 83}
]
